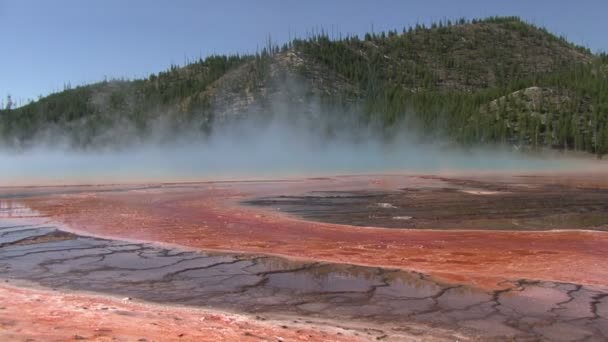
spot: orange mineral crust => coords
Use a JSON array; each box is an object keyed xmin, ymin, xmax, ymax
[
  {"xmin": 0, "ymin": 283, "xmax": 363, "ymax": 342},
  {"xmin": 17, "ymin": 173, "xmax": 608, "ymax": 290}
]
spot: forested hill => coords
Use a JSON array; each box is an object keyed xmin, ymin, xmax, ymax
[{"xmin": 1, "ymin": 16, "xmax": 607, "ymax": 155}]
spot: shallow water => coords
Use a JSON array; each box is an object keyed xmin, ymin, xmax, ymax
[
  {"xmin": 1, "ymin": 221, "xmax": 607, "ymax": 340},
  {"xmin": 0, "ymin": 142, "xmax": 588, "ymax": 186},
  {"xmin": 246, "ymin": 177, "xmax": 608, "ymax": 230}
]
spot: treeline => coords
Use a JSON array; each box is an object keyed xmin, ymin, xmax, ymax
[
  {"xmin": 290, "ymin": 16, "xmax": 608, "ymax": 156},
  {"xmin": 0, "ymin": 54, "xmax": 260, "ymax": 146},
  {"xmin": 0, "ymin": 16, "xmax": 606, "ymax": 155}
]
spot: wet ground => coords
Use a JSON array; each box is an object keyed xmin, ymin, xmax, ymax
[
  {"xmin": 2, "ymin": 173, "xmax": 608, "ymax": 340},
  {"xmin": 8, "ymin": 174, "xmax": 608, "ymax": 290},
  {"xmin": 0, "ymin": 284, "xmax": 368, "ymax": 342},
  {"xmin": 1, "ymin": 221, "xmax": 607, "ymax": 341},
  {"xmin": 246, "ymin": 176, "xmax": 608, "ymax": 230}
]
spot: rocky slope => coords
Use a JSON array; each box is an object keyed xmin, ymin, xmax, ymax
[{"xmin": 1, "ymin": 16, "xmax": 606, "ymax": 154}]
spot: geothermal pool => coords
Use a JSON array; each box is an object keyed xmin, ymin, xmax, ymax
[
  {"xmin": 1, "ymin": 172, "xmax": 607, "ymax": 341},
  {"xmin": 245, "ymin": 175, "xmax": 608, "ymax": 230}
]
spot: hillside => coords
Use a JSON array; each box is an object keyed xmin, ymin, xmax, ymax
[{"xmin": 1, "ymin": 16, "xmax": 607, "ymax": 155}]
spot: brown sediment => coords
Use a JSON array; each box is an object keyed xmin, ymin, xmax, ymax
[
  {"xmin": 12, "ymin": 172, "xmax": 608, "ymax": 290},
  {"xmin": 0, "ymin": 283, "xmax": 364, "ymax": 342}
]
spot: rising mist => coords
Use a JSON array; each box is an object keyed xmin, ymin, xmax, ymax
[{"xmin": 0, "ymin": 78, "xmax": 594, "ymax": 186}]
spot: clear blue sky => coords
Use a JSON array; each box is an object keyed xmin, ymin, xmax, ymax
[{"xmin": 1, "ymin": 0, "xmax": 607, "ymax": 104}]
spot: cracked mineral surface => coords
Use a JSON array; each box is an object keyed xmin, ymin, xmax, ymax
[
  {"xmin": 0, "ymin": 222, "xmax": 606, "ymax": 341},
  {"xmin": 1, "ymin": 172, "xmax": 608, "ymax": 341}
]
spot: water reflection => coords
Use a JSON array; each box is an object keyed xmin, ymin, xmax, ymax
[{"xmin": 0, "ymin": 200, "xmax": 41, "ymax": 218}]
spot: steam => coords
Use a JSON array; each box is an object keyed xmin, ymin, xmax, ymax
[
  {"xmin": 0, "ymin": 78, "xmax": 594, "ymax": 187},
  {"xmin": 0, "ymin": 121, "xmax": 584, "ymax": 186}
]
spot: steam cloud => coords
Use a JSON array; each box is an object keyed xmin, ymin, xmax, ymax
[{"xmin": 0, "ymin": 78, "xmax": 591, "ymax": 187}]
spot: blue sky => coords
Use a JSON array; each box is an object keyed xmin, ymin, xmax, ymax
[{"xmin": 1, "ymin": 0, "xmax": 607, "ymax": 104}]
